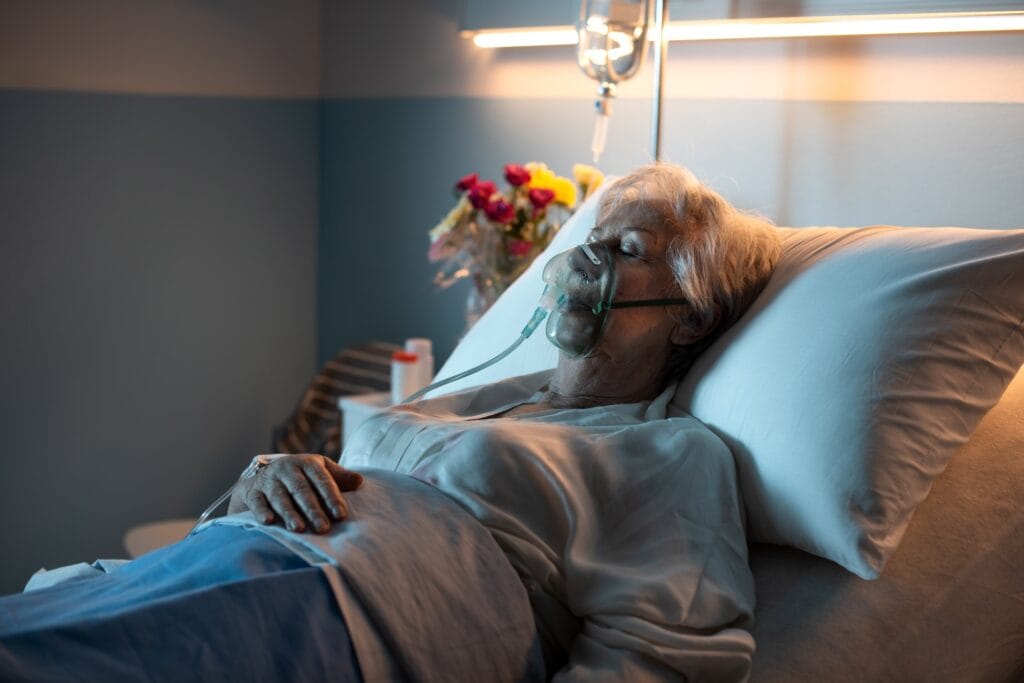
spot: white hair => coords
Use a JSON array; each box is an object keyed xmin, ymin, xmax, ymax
[{"xmin": 599, "ymin": 163, "xmax": 782, "ymax": 378}]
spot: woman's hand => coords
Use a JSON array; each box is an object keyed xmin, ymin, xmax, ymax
[{"xmin": 227, "ymin": 454, "xmax": 363, "ymax": 534}]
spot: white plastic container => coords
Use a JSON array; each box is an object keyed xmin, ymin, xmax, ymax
[
  {"xmin": 404, "ymin": 338, "xmax": 434, "ymax": 392},
  {"xmin": 390, "ymin": 350, "xmax": 421, "ymax": 405}
]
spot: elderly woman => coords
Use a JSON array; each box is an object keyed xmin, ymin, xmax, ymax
[{"xmin": 0, "ymin": 163, "xmax": 780, "ymax": 682}]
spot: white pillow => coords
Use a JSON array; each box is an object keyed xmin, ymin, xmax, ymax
[
  {"xmin": 431, "ymin": 182, "xmax": 611, "ymax": 393},
  {"xmin": 436, "ymin": 210, "xmax": 1024, "ymax": 578},
  {"xmin": 673, "ymin": 226, "xmax": 1024, "ymax": 578}
]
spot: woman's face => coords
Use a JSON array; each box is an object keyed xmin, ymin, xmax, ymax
[{"xmin": 578, "ymin": 200, "xmax": 687, "ymax": 366}]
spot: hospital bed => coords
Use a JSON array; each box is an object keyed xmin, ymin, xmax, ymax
[
  {"xmin": 434, "ymin": 184, "xmax": 1024, "ymax": 682},
  {"xmin": 53, "ymin": 180, "xmax": 1020, "ymax": 681}
]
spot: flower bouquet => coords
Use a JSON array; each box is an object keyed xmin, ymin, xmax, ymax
[{"xmin": 429, "ymin": 162, "xmax": 604, "ymax": 329}]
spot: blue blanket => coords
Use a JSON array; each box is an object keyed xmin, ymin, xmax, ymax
[{"xmin": 0, "ymin": 525, "xmax": 362, "ymax": 682}]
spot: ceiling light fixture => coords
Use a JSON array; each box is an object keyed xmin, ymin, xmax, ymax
[{"xmin": 465, "ymin": 11, "xmax": 1024, "ymax": 48}]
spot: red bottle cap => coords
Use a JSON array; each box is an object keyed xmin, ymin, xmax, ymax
[{"xmin": 392, "ymin": 351, "xmax": 419, "ymax": 363}]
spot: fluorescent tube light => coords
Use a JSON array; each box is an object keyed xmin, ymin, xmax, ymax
[
  {"xmin": 468, "ymin": 28, "xmax": 578, "ymax": 48},
  {"xmin": 466, "ymin": 11, "xmax": 1024, "ymax": 48},
  {"xmin": 664, "ymin": 12, "xmax": 1024, "ymax": 41}
]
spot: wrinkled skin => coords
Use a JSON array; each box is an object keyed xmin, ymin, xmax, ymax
[{"xmin": 228, "ymin": 454, "xmax": 363, "ymax": 534}]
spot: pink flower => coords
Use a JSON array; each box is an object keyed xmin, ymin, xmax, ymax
[
  {"xmin": 507, "ymin": 239, "xmax": 532, "ymax": 257},
  {"xmin": 468, "ymin": 180, "xmax": 497, "ymax": 209},
  {"xmin": 485, "ymin": 197, "xmax": 515, "ymax": 224},
  {"xmin": 528, "ymin": 187, "xmax": 555, "ymax": 210},
  {"xmin": 455, "ymin": 173, "xmax": 479, "ymax": 192},
  {"xmin": 503, "ymin": 164, "xmax": 531, "ymax": 187}
]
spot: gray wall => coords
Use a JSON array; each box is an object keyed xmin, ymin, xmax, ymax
[
  {"xmin": 0, "ymin": 2, "xmax": 320, "ymax": 594},
  {"xmin": 0, "ymin": 0, "xmax": 321, "ymax": 97}
]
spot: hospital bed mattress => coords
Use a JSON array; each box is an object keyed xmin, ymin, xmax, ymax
[{"xmin": 748, "ymin": 367, "xmax": 1024, "ymax": 682}]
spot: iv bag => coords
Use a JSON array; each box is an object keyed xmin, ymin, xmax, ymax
[{"xmin": 577, "ymin": 0, "xmax": 651, "ymax": 86}]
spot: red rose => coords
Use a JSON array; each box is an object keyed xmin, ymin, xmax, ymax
[
  {"xmin": 503, "ymin": 164, "xmax": 531, "ymax": 187},
  {"xmin": 455, "ymin": 172, "xmax": 479, "ymax": 192},
  {"xmin": 528, "ymin": 187, "xmax": 555, "ymax": 210},
  {"xmin": 485, "ymin": 197, "xmax": 515, "ymax": 224},
  {"xmin": 507, "ymin": 239, "xmax": 532, "ymax": 257},
  {"xmin": 468, "ymin": 180, "xmax": 497, "ymax": 209}
]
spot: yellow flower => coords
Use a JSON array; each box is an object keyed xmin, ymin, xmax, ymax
[
  {"xmin": 573, "ymin": 163, "xmax": 605, "ymax": 199},
  {"xmin": 551, "ymin": 176, "xmax": 577, "ymax": 208},
  {"xmin": 524, "ymin": 162, "xmax": 577, "ymax": 208},
  {"xmin": 526, "ymin": 165, "xmax": 557, "ymax": 191},
  {"xmin": 572, "ymin": 163, "xmax": 598, "ymax": 185}
]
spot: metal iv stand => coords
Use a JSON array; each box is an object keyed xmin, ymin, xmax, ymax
[{"xmin": 650, "ymin": 0, "xmax": 668, "ymax": 162}]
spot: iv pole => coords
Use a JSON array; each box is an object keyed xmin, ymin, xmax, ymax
[{"xmin": 650, "ymin": 0, "xmax": 668, "ymax": 162}]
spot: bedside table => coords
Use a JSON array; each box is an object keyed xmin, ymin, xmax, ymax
[{"xmin": 339, "ymin": 391, "xmax": 391, "ymax": 445}]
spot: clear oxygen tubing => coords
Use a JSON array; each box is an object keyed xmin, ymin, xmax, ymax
[
  {"xmin": 402, "ymin": 303, "xmax": 553, "ymax": 405},
  {"xmin": 188, "ymin": 301, "xmax": 555, "ymax": 529}
]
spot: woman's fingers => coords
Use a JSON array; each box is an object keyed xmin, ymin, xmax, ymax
[
  {"xmin": 263, "ymin": 477, "xmax": 308, "ymax": 533},
  {"xmin": 236, "ymin": 454, "xmax": 362, "ymax": 534},
  {"xmin": 281, "ymin": 468, "xmax": 333, "ymax": 534},
  {"xmin": 245, "ymin": 488, "xmax": 276, "ymax": 525},
  {"xmin": 302, "ymin": 459, "xmax": 348, "ymax": 521}
]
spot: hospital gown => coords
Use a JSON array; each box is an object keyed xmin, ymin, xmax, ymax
[
  {"xmin": 340, "ymin": 370, "xmax": 756, "ymax": 682},
  {"xmin": 2, "ymin": 370, "xmax": 756, "ymax": 682}
]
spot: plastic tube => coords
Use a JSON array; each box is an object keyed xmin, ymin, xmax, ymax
[
  {"xmin": 402, "ymin": 305, "xmax": 550, "ymax": 404},
  {"xmin": 189, "ymin": 455, "xmax": 276, "ymax": 535},
  {"xmin": 591, "ymin": 110, "xmax": 610, "ymax": 165}
]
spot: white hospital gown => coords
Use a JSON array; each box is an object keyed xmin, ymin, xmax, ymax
[{"xmin": 342, "ymin": 370, "xmax": 756, "ymax": 682}]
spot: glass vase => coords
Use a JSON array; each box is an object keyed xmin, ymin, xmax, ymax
[{"xmin": 465, "ymin": 274, "xmax": 501, "ymax": 332}]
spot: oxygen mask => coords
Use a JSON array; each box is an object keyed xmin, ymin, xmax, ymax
[
  {"xmin": 541, "ymin": 241, "xmax": 690, "ymax": 359},
  {"xmin": 399, "ymin": 241, "xmax": 688, "ymax": 403},
  {"xmin": 541, "ymin": 243, "xmax": 617, "ymax": 358}
]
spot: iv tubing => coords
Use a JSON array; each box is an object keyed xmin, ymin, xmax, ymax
[
  {"xmin": 191, "ymin": 293, "xmax": 558, "ymax": 528},
  {"xmin": 191, "ymin": 304, "xmax": 552, "ymax": 532},
  {"xmin": 591, "ymin": 87, "xmax": 613, "ymax": 165},
  {"xmin": 189, "ymin": 456, "xmax": 268, "ymax": 535},
  {"xmin": 591, "ymin": 111, "xmax": 609, "ymax": 165}
]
